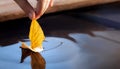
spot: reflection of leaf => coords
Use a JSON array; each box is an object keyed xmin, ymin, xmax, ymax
[
  {"xmin": 20, "ymin": 42, "xmax": 46, "ymax": 69},
  {"xmin": 20, "ymin": 19, "xmax": 46, "ymax": 69},
  {"xmin": 29, "ymin": 19, "xmax": 45, "ymax": 52},
  {"xmin": 31, "ymin": 52, "xmax": 46, "ymax": 69},
  {"xmin": 20, "ymin": 42, "xmax": 31, "ymax": 63}
]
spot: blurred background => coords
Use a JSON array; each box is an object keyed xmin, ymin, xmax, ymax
[{"xmin": 0, "ymin": 1, "xmax": 120, "ymax": 69}]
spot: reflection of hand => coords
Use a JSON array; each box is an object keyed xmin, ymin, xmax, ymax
[{"xmin": 14, "ymin": 0, "xmax": 53, "ymax": 19}]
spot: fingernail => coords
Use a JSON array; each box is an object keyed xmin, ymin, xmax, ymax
[
  {"xmin": 29, "ymin": 12, "xmax": 35, "ymax": 20},
  {"xmin": 29, "ymin": 13, "xmax": 32, "ymax": 20}
]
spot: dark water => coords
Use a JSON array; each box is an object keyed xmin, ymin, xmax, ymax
[{"xmin": 0, "ymin": 2, "xmax": 120, "ymax": 69}]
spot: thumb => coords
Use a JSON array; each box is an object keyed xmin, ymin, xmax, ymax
[{"xmin": 29, "ymin": 11, "xmax": 36, "ymax": 20}]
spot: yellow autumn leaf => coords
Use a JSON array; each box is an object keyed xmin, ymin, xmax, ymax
[{"xmin": 29, "ymin": 19, "xmax": 45, "ymax": 52}]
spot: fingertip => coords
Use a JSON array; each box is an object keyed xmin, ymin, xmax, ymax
[
  {"xmin": 35, "ymin": 15, "xmax": 41, "ymax": 20},
  {"xmin": 50, "ymin": 0, "xmax": 54, "ymax": 7},
  {"xmin": 29, "ymin": 11, "xmax": 35, "ymax": 20},
  {"xmin": 34, "ymin": 12, "xmax": 43, "ymax": 19}
]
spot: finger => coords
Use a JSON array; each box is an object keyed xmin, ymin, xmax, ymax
[
  {"xmin": 35, "ymin": 0, "xmax": 51, "ymax": 19},
  {"xmin": 49, "ymin": 0, "xmax": 54, "ymax": 7},
  {"xmin": 29, "ymin": 11, "xmax": 35, "ymax": 20},
  {"xmin": 14, "ymin": 0, "xmax": 35, "ymax": 20}
]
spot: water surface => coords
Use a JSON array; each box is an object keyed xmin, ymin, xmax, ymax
[{"xmin": 0, "ymin": 3, "xmax": 120, "ymax": 69}]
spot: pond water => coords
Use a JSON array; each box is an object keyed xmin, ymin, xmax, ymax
[{"xmin": 0, "ymin": 3, "xmax": 120, "ymax": 69}]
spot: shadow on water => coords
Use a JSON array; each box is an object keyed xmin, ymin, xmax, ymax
[
  {"xmin": 0, "ymin": 18, "xmax": 31, "ymax": 46},
  {"xmin": 0, "ymin": 12, "xmax": 106, "ymax": 46},
  {"xmin": 0, "ymin": 2, "xmax": 120, "ymax": 69}
]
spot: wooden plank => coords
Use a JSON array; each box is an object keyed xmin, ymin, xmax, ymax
[{"xmin": 0, "ymin": 0, "xmax": 119, "ymax": 22}]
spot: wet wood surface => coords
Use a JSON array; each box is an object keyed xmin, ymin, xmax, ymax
[{"xmin": 0, "ymin": 0, "xmax": 119, "ymax": 22}]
